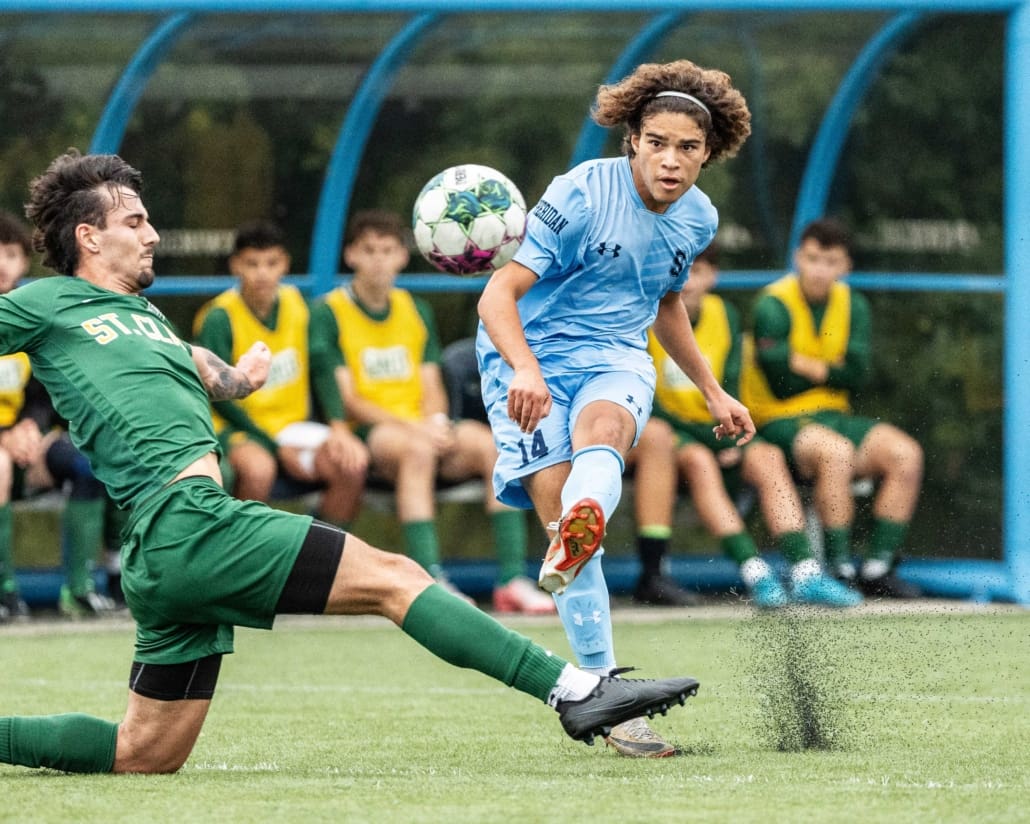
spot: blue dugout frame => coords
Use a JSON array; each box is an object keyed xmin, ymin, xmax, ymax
[{"xmin": 1, "ymin": 0, "xmax": 1027, "ymax": 603}]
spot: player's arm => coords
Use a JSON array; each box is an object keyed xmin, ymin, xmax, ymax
[
  {"xmin": 654, "ymin": 291, "xmax": 754, "ymax": 445},
  {"xmin": 825, "ymin": 291, "xmax": 872, "ymax": 391},
  {"xmin": 752, "ymin": 294, "xmax": 813, "ymax": 398},
  {"xmin": 722, "ymin": 302, "xmax": 743, "ymax": 396},
  {"xmin": 477, "ymin": 260, "xmax": 550, "ymax": 433},
  {"xmin": 415, "ymin": 297, "xmax": 448, "ymax": 421},
  {"xmin": 194, "ymin": 306, "xmax": 277, "ymax": 449},
  {"xmin": 309, "ymin": 301, "xmax": 348, "ymax": 423},
  {"xmin": 191, "ymin": 342, "xmax": 270, "ymax": 401}
]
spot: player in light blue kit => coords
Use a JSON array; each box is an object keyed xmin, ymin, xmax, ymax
[{"xmin": 477, "ymin": 60, "xmax": 755, "ymax": 757}]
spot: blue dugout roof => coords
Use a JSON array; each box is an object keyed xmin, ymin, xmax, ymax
[{"xmin": 1, "ymin": 0, "xmax": 1027, "ymax": 604}]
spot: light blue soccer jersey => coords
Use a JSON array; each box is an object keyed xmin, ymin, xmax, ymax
[{"xmin": 476, "ymin": 156, "xmax": 717, "ymax": 380}]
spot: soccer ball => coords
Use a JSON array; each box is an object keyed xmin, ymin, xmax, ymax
[{"xmin": 412, "ymin": 164, "xmax": 527, "ymax": 275}]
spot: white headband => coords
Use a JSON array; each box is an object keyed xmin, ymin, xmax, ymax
[{"xmin": 654, "ymin": 90, "xmax": 711, "ymax": 116}]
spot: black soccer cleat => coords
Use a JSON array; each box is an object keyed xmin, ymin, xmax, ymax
[
  {"xmin": 857, "ymin": 571, "xmax": 922, "ymax": 599},
  {"xmin": 556, "ymin": 671, "xmax": 700, "ymax": 745},
  {"xmin": 633, "ymin": 573, "xmax": 703, "ymax": 607}
]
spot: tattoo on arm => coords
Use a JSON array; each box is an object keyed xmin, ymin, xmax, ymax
[{"xmin": 202, "ymin": 350, "xmax": 254, "ymax": 401}]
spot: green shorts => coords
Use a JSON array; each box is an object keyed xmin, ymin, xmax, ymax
[
  {"xmin": 659, "ymin": 415, "xmax": 741, "ymax": 453},
  {"xmin": 759, "ymin": 409, "xmax": 878, "ymax": 459},
  {"xmin": 121, "ymin": 477, "xmax": 313, "ymax": 665},
  {"xmin": 656, "ymin": 413, "xmax": 761, "ymax": 492}
]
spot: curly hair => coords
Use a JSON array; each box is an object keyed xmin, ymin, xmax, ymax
[
  {"xmin": 24, "ymin": 149, "xmax": 143, "ymax": 276},
  {"xmin": 592, "ymin": 60, "xmax": 751, "ymax": 165}
]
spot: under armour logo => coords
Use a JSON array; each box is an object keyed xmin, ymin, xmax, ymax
[
  {"xmin": 626, "ymin": 394, "xmax": 643, "ymax": 416},
  {"xmin": 572, "ymin": 611, "xmax": 603, "ymax": 626},
  {"xmin": 596, "ymin": 242, "xmax": 621, "ymax": 257}
]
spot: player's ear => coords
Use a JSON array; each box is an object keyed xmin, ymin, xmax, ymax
[{"xmin": 75, "ymin": 223, "xmax": 99, "ymax": 254}]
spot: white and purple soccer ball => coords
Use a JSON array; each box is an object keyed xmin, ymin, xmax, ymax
[{"xmin": 412, "ymin": 164, "xmax": 527, "ymax": 276}]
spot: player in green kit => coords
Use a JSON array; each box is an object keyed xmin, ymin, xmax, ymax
[{"xmin": 0, "ymin": 150, "xmax": 700, "ymax": 775}]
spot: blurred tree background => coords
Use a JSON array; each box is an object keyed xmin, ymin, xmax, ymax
[{"xmin": 0, "ymin": 9, "xmax": 1006, "ymax": 558}]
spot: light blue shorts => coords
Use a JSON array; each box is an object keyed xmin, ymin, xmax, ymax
[{"xmin": 482, "ymin": 369, "xmax": 654, "ymax": 509}]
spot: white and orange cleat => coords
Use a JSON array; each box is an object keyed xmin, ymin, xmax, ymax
[
  {"xmin": 537, "ymin": 497, "xmax": 605, "ymax": 595},
  {"xmin": 493, "ymin": 576, "xmax": 558, "ymax": 614}
]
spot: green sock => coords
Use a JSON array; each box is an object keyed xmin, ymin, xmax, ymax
[
  {"xmin": 0, "ymin": 503, "xmax": 14, "ymax": 593},
  {"xmin": 777, "ymin": 530, "xmax": 812, "ymax": 565},
  {"xmin": 868, "ymin": 518, "xmax": 909, "ymax": 564},
  {"xmin": 62, "ymin": 499, "xmax": 105, "ymax": 596},
  {"xmin": 491, "ymin": 509, "xmax": 528, "ymax": 585},
  {"xmin": 0, "ymin": 714, "xmax": 117, "ymax": 773},
  {"xmin": 401, "ymin": 584, "xmax": 567, "ymax": 703},
  {"xmin": 823, "ymin": 526, "xmax": 853, "ymax": 569},
  {"xmin": 720, "ymin": 532, "xmax": 759, "ymax": 565},
  {"xmin": 403, "ymin": 520, "xmax": 441, "ymax": 574}
]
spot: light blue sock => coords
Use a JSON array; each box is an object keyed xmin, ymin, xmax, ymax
[
  {"xmin": 553, "ymin": 549, "xmax": 615, "ymax": 672},
  {"xmin": 561, "ymin": 445, "xmax": 625, "ymax": 518},
  {"xmin": 551, "ymin": 445, "xmax": 623, "ymax": 672}
]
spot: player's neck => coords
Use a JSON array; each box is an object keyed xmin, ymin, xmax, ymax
[
  {"xmin": 75, "ymin": 265, "xmax": 138, "ymax": 295},
  {"xmin": 349, "ymin": 278, "xmax": 390, "ymax": 312},
  {"xmin": 243, "ymin": 294, "xmax": 277, "ymax": 320}
]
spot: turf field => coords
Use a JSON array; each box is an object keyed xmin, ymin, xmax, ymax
[{"xmin": 1, "ymin": 601, "xmax": 1027, "ymax": 824}]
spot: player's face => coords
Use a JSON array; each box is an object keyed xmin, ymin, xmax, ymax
[
  {"xmin": 231, "ymin": 246, "xmax": 290, "ymax": 318},
  {"xmin": 88, "ymin": 186, "xmax": 160, "ymax": 292},
  {"xmin": 794, "ymin": 239, "xmax": 851, "ymax": 303},
  {"xmin": 343, "ymin": 230, "xmax": 409, "ymax": 289},
  {"xmin": 0, "ymin": 242, "xmax": 30, "ymax": 296},
  {"xmin": 630, "ymin": 112, "xmax": 711, "ymax": 214}
]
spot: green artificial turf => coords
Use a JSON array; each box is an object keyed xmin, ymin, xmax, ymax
[{"xmin": 1, "ymin": 604, "xmax": 1026, "ymax": 823}]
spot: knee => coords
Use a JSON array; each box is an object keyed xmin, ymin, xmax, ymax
[
  {"xmin": 679, "ymin": 443, "xmax": 717, "ymax": 475},
  {"xmin": 637, "ymin": 419, "xmax": 675, "ymax": 454},
  {"xmin": 811, "ymin": 440, "xmax": 856, "ymax": 481},
  {"xmin": 399, "ymin": 437, "xmax": 438, "ymax": 474},
  {"xmin": 114, "ymin": 725, "xmax": 190, "ymax": 774},
  {"xmin": 326, "ymin": 461, "xmax": 368, "ymax": 490},
  {"xmin": 891, "ymin": 434, "xmax": 924, "ymax": 478},
  {"xmin": 0, "ymin": 450, "xmax": 12, "ymax": 496},
  {"xmin": 577, "ymin": 408, "xmax": 634, "ymax": 450},
  {"xmin": 743, "ymin": 442, "xmax": 790, "ymax": 483},
  {"xmin": 232, "ymin": 449, "xmax": 277, "ymax": 492},
  {"xmin": 363, "ymin": 543, "xmax": 435, "ymax": 619}
]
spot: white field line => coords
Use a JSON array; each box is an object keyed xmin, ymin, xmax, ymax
[{"xmin": 176, "ymin": 764, "xmax": 1022, "ymax": 791}]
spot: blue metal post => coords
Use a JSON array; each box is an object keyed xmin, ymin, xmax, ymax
[
  {"xmin": 788, "ymin": 12, "xmax": 922, "ymax": 258},
  {"xmin": 89, "ymin": 13, "xmax": 196, "ymax": 153},
  {"xmin": 1004, "ymin": 2, "xmax": 1030, "ymax": 605},
  {"xmin": 307, "ymin": 13, "xmax": 439, "ymax": 294}
]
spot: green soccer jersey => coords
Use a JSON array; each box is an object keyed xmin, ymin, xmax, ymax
[{"xmin": 0, "ymin": 277, "xmax": 218, "ymax": 509}]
